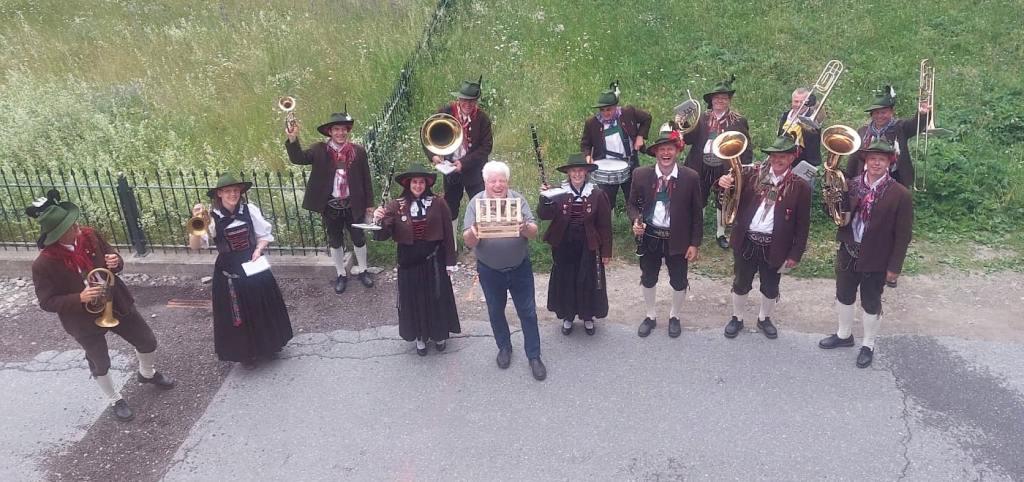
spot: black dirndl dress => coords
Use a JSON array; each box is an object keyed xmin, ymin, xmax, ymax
[
  {"xmin": 396, "ymin": 217, "xmax": 461, "ymax": 342},
  {"xmin": 210, "ymin": 204, "xmax": 293, "ymax": 362},
  {"xmin": 547, "ymin": 202, "xmax": 609, "ymax": 321}
]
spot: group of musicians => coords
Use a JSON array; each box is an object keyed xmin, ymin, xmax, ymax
[{"xmin": 27, "ymin": 73, "xmax": 926, "ymax": 420}]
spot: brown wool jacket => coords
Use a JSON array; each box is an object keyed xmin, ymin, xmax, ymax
[
  {"xmin": 31, "ymin": 231, "xmax": 136, "ymax": 339},
  {"xmin": 626, "ymin": 164, "xmax": 705, "ymax": 256},
  {"xmin": 422, "ymin": 105, "xmax": 493, "ymax": 188},
  {"xmin": 537, "ymin": 186, "xmax": 613, "ymax": 258},
  {"xmin": 837, "ymin": 178, "xmax": 914, "ymax": 273},
  {"xmin": 285, "ymin": 139, "xmax": 373, "ymax": 215},
  {"xmin": 682, "ymin": 111, "xmax": 754, "ymax": 171},
  {"xmin": 844, "ymin": 112, "xmax": 930, "ymax": 188},
  {"xmin": 580, "ymin": 106, "xmax": 653, "ymax": 163},
  {"xmin": 727, "ymin": 167, "xmax": 812, "ymax": 268},
  {"xmin": 375, "ymin": 196, "xmax": 457, "ymax": 266}
]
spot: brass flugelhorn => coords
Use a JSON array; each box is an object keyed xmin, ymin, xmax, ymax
[
  {"xmin": 820, "ymin": 125, "xmax": 861, "ymax": 226},
  {"xmin": 188, "ymin": 205, "xmax": 211, "ymax": 237},
  {"xmin": 278, "ymin": 96, "xmax": 297, "ymax": 131},
  {"xmin": 85, "ymin": 267, "xmax": 119, "ymax": 328},
  {"xmin": 421, "ymin": 113, "xmax": 464, "ymax": 157},
  {"xmin": 713, "ymin": 131, "xmax": 749, "ymax": 228}
]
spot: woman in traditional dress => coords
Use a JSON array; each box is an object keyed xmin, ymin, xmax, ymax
[
  {"xmin": 190, "ymin": 173, "xmax": 293, "ymax": 365},
  {"xmin": 373, "ymin": 165, "xmax": 461, "ymax": 355},
  {"xmin": 538, "ymin": 153, "xmax": 613, "ymax": 336}
]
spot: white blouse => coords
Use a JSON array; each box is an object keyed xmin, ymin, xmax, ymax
[{"xmin": 197, "ymin": 203, "xmax": 274, "ymax": 247}]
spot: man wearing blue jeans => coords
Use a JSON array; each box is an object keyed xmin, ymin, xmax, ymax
[{"xmin": 464, "ymin": 161, "xmax": 546, "ymax": 381}]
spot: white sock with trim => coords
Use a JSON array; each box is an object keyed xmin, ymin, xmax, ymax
[
  {"xmin": 330, "ymin": 248, "xmax": 346, "ymax": 276},
  {"xmin": 669, "ymin": 289, "xmax": 686, "ymax": 319},
  {"xmin": 136, "ymin": 350, "xmax": 156, "ymax": 378},
  {"xmin": 642, "ymin": 286, "xmax": 657, "ymax": 320},
  {"xmin": 95, "ymin": 374, "xmax": 122, "ymax": 402},
  {"xmin": 759, "ymin": 294, "xmax": 777, "ymax": 320},
  {"xmin": 862, "ymin": 311, "xmax": 882, "ymax": 349},
  {"xmin": 732, "ymin": 292, "xmax": 748, "ymax": 321},
  {"xmin": 351, "ymin": 245, "xmax": 368, "ymax": 275},
  {"xmin": 716, "ymin": 209, "xmax": 726, "ymax": 237},
  {"xmin": 837, "ymin": 300, "xmax": 855, "ymax": 339}
]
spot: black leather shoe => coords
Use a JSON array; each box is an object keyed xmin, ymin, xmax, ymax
[
  {"xmin": 724, "ymin": 316, "xmax": 744, "ymax": 338},
  {"xmin": 757, "ymin": 318, "xmax": 778, "ymax": 339},
  {"xmin": 416, "ymin": 345, "xmax": 427, "ymax": 356},
  {"xmin": 856, "ymin": 346, "xmax": 874, "ymax": 368},
  {"xmin": 584, "ymin": 320, "xmax": 595, "ymax": 336},
  {"xmin": 529, "ymin": 357, "xmax": 547, "ymax": 381},
  {"xmin": 334, "ymin": 275, "xmax": 348, "ymax": 294},
  {"xmin": 668, "ymin": 317, "xmax": 682, "ymax": 338},
  {"xmin": 637, "ymin": 318, "xmax": 657, "ymax": 337},
  {"xmin": 717, "ymin": 235, "xmax": 730, "ymax": 250},
  {"xmin": 818, "ymin": 334, "xmax": 855, "ymax": 349},
  {"xmin": 137, "ymin": 371, "xmax": 175, "ymax": 389},
  {"xmin": 496, "ymin": 347, "xmax": 511, "ymax": 369},
  {"xmin": 434, "ymin": 340, "xmax": 446, "ymax": 352},
  {"xmin": 112, "ymin": 399, "xmax": 133, "ymax": 422},
  {"xmin": 357, "ymin": 271, "xmax": 374, "ymax": 288},
  {"xmin": 561, "ymin": 320, "xmax": 573, "ymax": 336}
]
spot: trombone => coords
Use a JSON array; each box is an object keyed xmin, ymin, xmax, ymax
[
  {"xmin": 913, "ymin": 59, "xmax": 953, "ymax": 192},
  {"xmin": 781, "ymin": 60, "xmax": 844, "ymax": 149}
]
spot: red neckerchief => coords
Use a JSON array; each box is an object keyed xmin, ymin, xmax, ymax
[
  {"xmin": 653, "ymin": 167, "xmax": 676, "ymax": 198},
  {"xmin": 855, "ymin": 172, "xmax": 893, "ymax": 228},
  {"xmin": 450, "ymin": 102, "xmax": 475, "ymax": 148},
  {"xmin": 327, "ymin": 140, "xmax": 355, "ymax": 170},
  {"xmin": 41, "ymin": 227, "xmax": 96, "ymax": 274}
]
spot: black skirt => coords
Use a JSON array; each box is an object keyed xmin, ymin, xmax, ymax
[
  {"xmin": 396, "ymin": 240, "xmax": 461, "ymax": 342},
  {"xmin": 211, "ymin": 250, "xmax": 293, "ymax": 362},
  {"xmin": 547, "ymin": 225, "xmax": 608, "ymax": 321}
]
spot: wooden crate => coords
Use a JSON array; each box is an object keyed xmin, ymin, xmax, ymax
[{"xmin": 475, "ymin": 197, "xmax": 522, "ymax": 238}]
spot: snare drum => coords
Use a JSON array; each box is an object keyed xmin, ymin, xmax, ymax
[{"xmin": 591, "ymin": 159, "xmax": 631, "ymax": 185}]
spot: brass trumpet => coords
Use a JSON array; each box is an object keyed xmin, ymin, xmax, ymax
[
  {"xmin": 820, "ymin": 125, "xmax": 861, "ymax": 226},
  {"xmin": 278, "ymin": 96, "xmax": 297, "ymax": 132},
  {"xmin": 421, "ymin": 113, "xmax": 464, "ymax": 157},
  {"xmin": 713, "ymin": 131, "xmax": 749, "ymax": 228},
  {"xmin": 85, "ymin": 267, "xmax": 119, "ymax": 328}
]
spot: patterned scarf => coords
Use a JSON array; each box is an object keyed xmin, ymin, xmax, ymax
[
  {"xmin": 597, "ymin": 107, "xmax": 622, "ymax": 129},
  {"xmin": 854, "ymin": 172, "xmax": 893, "ymax": 229},
  {"xmin": 327, "ymin": 139, "xmax": 355, "ymax": 170},
  {"xmin": 706, "ymin": 110, "xmax": 736, "ymax": 137},
  {"xmin": 864, "ymin": 118, "xmax": 897, "ymax": 145},
  {"xmin": 41, "ymin": 227, "xmax": 96, "ymax": 274}
]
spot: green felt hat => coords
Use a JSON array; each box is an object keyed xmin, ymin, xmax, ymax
[
  {"xmin": 207, "ymin": 173, "xmax": 253, "ymax": 199},
  {"xmin": 762, "ymin": 134, "xmax": 799, "ymax": 154},
  {"xmin": 395, "ymin": 164, "xmax": 437, "ymax": 187},
  {"xmin": 860, "ymin": 137, "xmax": 897, "ymax": 155},
  {"xmin": 451, "ymin": 76, "xmax": 483, "ymax": 100},
  {"xmin": 703, "ymin": 74, "xmax": 737, "ymax": 106},
  {"xmin": 28, "ymin": 196, "xmax": 81, "ymax": 247},
  {"xmin": 317, "ymin": 106, "xmax": 356, "ymax": 136},
  {"xmin": 865, "ymin": 85, "xmax": 897, "ymax": 112},
  {"xmin": 556, "ymin": 153, "xmax": 598, "ymax": 173},
  {"xmin": 592, "ymin": 90, "xmax": 619, "ymax": 108}
]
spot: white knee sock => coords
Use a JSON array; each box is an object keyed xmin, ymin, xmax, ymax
[
  {"xmin": 731, "ymin": 292, "xmax": 748, "ymax": 321},
  {"xmin": 452, "ymin": 220, "xmax": 461, "ymax": 249},
  {"xmin": 669, "ymin": 289, "xmax": 686, "ymax": 319},
  {"xmin": 862, "ymin": 311, "xmax": 882, "ymax": 349},
  {"xmin": 95, "ymin": 374, "xmax": 122, "ymax": 402},
  {"xmin": 136, "ymin": 350, "xmax": 156, "ymax": 378},
  {"xmin": 563, "ymin": 319, "xmax": 573, "ymax": 329},
  {"xmin": 759, "ymin": 294, "xmax": 777, "ymax": 320},
  {"xmin": 642, "ymin": 286, "xmax": 657, "ymax": 319},
  {"xmin": 330, "ymin": 248, "xmax": 347, "ymax": 276},
  {"xmin": 415, "ymin": 338, "xmax": 426, "ymax": 350},
  {"xmin": 836, "ymin": 300, "xmax": 855, "ymax": 338},
  {"xmin": 351, "ymin": 245, "xmax": 368, "ymax": 275},
  {"xmin": 716, "ymin": 209, "xmax": 726, "ymax": 237}
]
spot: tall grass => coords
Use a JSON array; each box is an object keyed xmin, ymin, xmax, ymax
[
  {"xmin": 0, "ymin": 0, "xmax": 434, "ymax": 172},
  {"xmin": 399, "ymin": 0, "xmax": 1024, "ymax": 274}
]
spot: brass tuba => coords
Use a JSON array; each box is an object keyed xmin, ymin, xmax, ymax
[
  {"xmin": 820, "ymin": 125, "xmax": 861, "ymax": 226},
  {"xmin": 713, "ymin": 131, "xmax": 749, "ymax": 228},
  {"xmin": 278, "ymin": 96, "xmax": 297, "ymax": 131},
  {"xmin": 85, "ymin": 268, "xmax": 119, "ymax": 328},
  {"xmin": 420, "ymin": 113, "xmax": 464, "ymax": 157}
]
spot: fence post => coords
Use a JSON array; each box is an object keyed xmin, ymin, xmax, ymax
[{"xmin": 116, "ymin": 174, "xmax": 149, "ymax": 256}]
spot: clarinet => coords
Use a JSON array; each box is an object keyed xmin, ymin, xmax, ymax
[
  {"xmin": 633, "ymin": 196, "xmax": 645, "ymax": 257},
  {"xmin": 529, "ymin": 124, "xmax": 548, "ymax": 188}
]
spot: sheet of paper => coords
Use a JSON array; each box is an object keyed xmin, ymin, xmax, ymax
[
  {"xmin": 241, "ymin": 255, "xmax": 271, "ymax": 277},
  {"xmin": 435, "ymin": 162, "xmax": 457, "ymax": 175},
  {"xmin": 792, "ymin": 161, "xmax": 818, "ymax": 182}
]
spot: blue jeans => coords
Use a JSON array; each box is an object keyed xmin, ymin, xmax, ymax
[{"xmin": 476, "ymin": 259, "xmax": 541, "ymax": 359}]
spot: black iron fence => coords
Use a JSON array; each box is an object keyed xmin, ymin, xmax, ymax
[{"xmin": 0, "ymin": 167, "xmax": 325, "ymax": 256}]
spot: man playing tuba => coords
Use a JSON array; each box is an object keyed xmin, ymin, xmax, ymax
[
  {"xmin": 27, "ymin": 191, "xmax": 175, "ymax": 422},
  {"xmin": 716, "ymin": 135, "xmax": 812, "ymax": 340}
]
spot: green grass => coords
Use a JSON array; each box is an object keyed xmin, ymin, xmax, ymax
[
  {"xmin": 396, "ymin": 0, "xmax": 1024, "ymax": 276},
  {"xmin": 0, "ymin": 0, "xmax": 435, "ymax": 172}
]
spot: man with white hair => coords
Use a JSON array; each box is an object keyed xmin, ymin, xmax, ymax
[{"xmin": 463, "ymin": 161, "xmax": 547, "ymax": 381}]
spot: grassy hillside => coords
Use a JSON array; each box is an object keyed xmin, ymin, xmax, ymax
[
  {"xmin": 0, "ymin": 0, "xmax": 434, "ymax": 172},
  {"xmin": 399, "ymin": 0, "xmax": 1024, "ymax": 275}
]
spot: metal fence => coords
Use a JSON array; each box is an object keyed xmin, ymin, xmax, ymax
[{"xmin": 0, "ymin": 167, "xmax": 325, "ymax": 256}]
